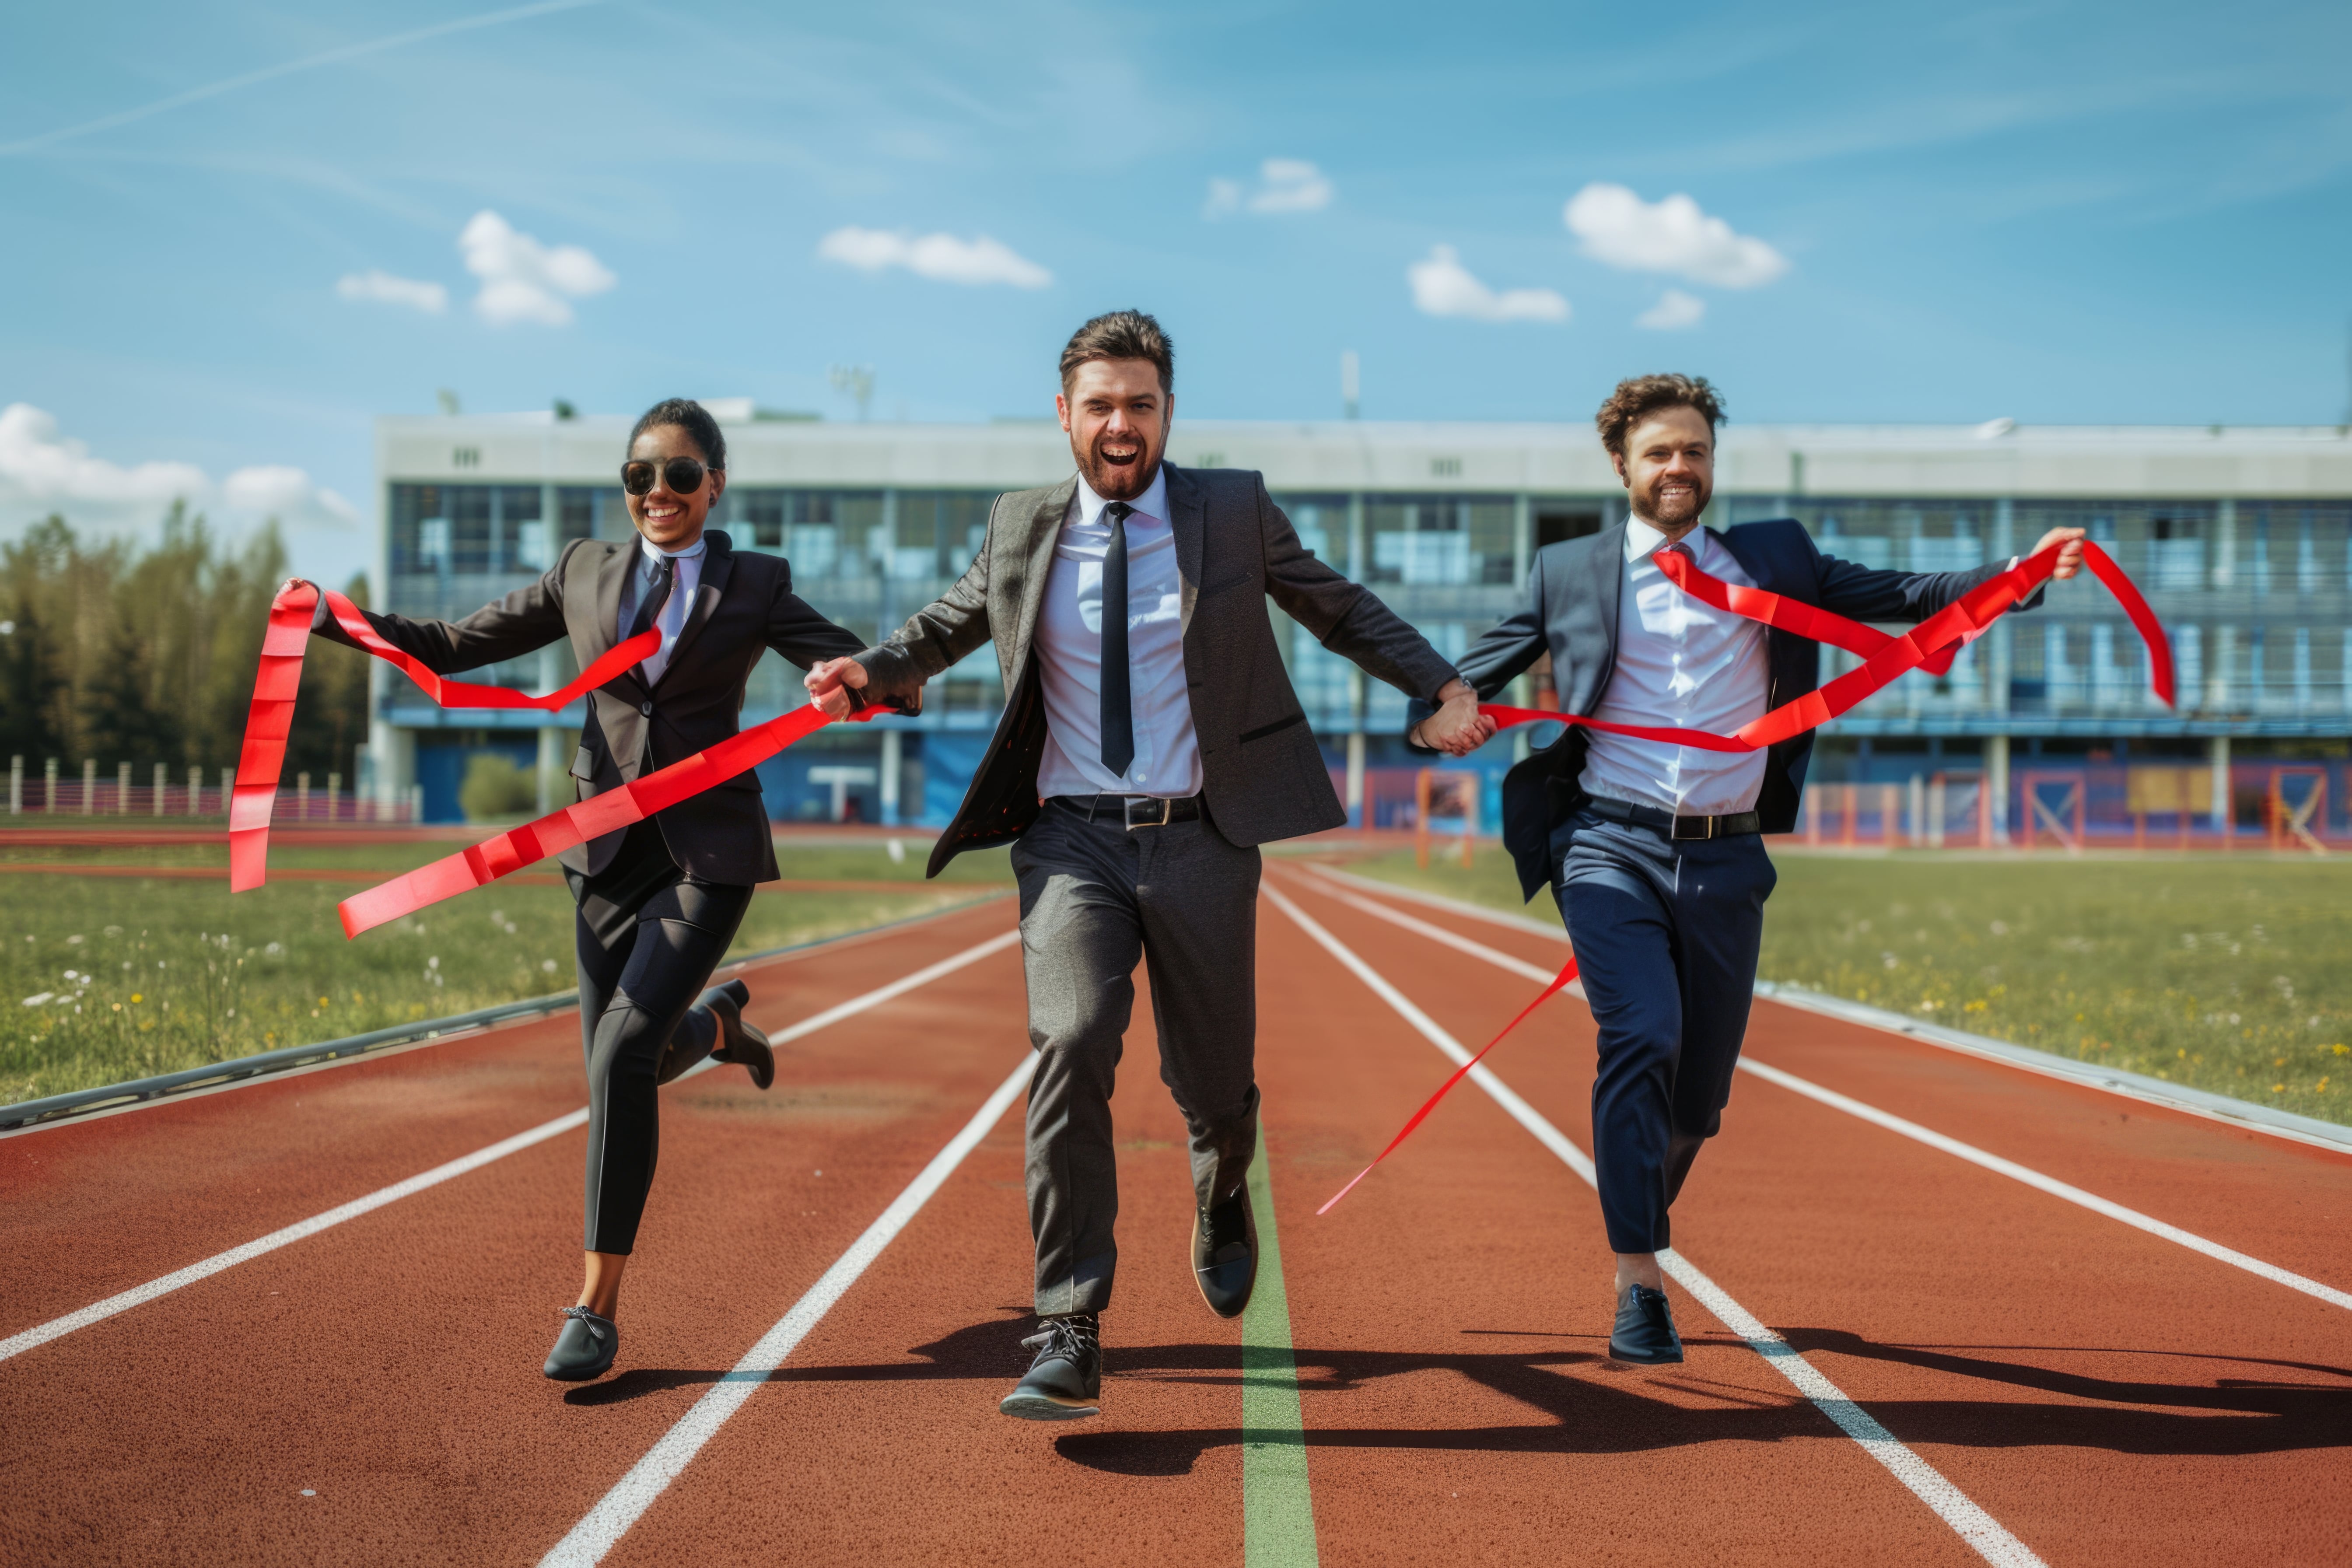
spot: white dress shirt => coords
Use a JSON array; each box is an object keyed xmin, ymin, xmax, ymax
[
  {"xmin": 625, "ymin": 533, "xmax": 706, "ymax": 686},
  {"xmin": 1578, "ymin": 518, "xmax": 1771, "ymax": 817},
  {"xmin": 1034, "ymin": 466, "xmax": 1202, "ymax": 799}
]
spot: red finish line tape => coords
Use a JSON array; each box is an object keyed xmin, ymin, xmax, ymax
[
  {"xmin": 1318, "ymin": 538, "xmax": 2173, "ymax": 1215},
  {"xmin": 228, "ymin": 580, "xmax": 864, "ymax": 935}
]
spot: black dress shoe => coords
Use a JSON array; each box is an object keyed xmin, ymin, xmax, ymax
[
  {"xmin": 999, "ymin": 1314, "xmax": 1100, "ymax": 1421},
  {"xmin": 1609, "ymin": 1282, "xmax": 1684, "ymax": 1365},
  {"xmin": 1192, "ymin": 1190, "xmax": 1258, "ymax": 1319},
  {"xmin": 543, "ymin": 1306, "xmax": 619, "ymax": 1381},
  {"xmin": 700, "ymin": 979, "xmax": 775, "ymax": 1090}
]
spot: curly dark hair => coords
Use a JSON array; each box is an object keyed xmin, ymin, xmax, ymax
[
  {"xmin": 1059, "ymin": 310, "xmax": 1174, "ymax": 395},
  {"xmin": 1594, "ymin": 373, "xmax": 1724, "ymax": 458},
  {"xmin": 628, "ymin": 397, "xmax": 726, "ymax": 470}
]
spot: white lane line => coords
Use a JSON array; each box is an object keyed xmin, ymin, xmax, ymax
[
  {"xmin": 0, "ymin": 928, "xmax": 1022, "ymax": 1367},
  {"xmin": 0, "ymin": 1108, "xmax": 589, "ymax": 1366},
  {"xmin": 1263, "ymin": 883, "xmax": 2045, "ymax": 1568},
  {"xmin": 540, "ymin": 1051, "xmax": 1032, "ymax": 1568},
  {"xmin": 1737, "ymin": 1059, "xmax": 2352, "ymax": 1312},
  {"xmin": 1310, "ymin": 877, "xmax": 2352, "ymax": 1315},
  {"xmin": 1312, "ymin": 882, "xmax": 1575, "ymax": 991}
]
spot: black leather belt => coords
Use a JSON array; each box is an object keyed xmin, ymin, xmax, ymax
[
  {"xmin": 1585, "ymin": 794, "xmax": 1761, "ymax": 840},
  {"xmin": 1055, "ymin": 794, "xmax": 1203, "ymax": 830}
]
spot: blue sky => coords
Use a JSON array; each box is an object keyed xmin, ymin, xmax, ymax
[{"xmin": 2, "ymin": 0, "xmax": 2348, "ymax": 583}]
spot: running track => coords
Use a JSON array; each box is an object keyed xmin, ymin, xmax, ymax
[{"xmin": 3, "ymin": 874, "xmax": 2347, "ymax": 1564}]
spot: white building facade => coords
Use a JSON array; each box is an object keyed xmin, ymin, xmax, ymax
[{"xmin": 369, "ymin": 413, "xmax": 2352, "ymax": 840}]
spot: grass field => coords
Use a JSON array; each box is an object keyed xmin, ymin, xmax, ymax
[
  {"xmin": 1333, "ymin": 843, "xmax": 2352, "ymax": 1126},
  {"xmin": 0, "ymin": 828, "xmax": 1012, "ymax": 1107}
]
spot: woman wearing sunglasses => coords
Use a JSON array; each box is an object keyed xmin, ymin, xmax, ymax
[{"xmin": 297, "ymin": 397, "xmax": 899, "ymax": 1382}]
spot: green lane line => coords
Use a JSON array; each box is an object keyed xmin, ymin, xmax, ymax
[{"xmin": 1241, "ymin": 1126, "xmax": 1320, "ymax": 1567}]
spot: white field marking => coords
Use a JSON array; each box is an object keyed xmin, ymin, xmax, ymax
[
  {"xmin": 540, "ymin": 1052, "xmax": 1033, "ymax": 1568},
  {"xmin": 0, "ymin": 928, "xmax": 1022, "ymax": 1365},
  {"xmin": 1739, "ymin": 1059, "xmax": 2352, "ymax": 1313},
  {"xmin": 1310, "ymin": 876, "xmax": 2352, "ymax": 1315},
  {"xmin": 1262, "ymin": 883, "xmax": 2045, "ymax": 1568}
]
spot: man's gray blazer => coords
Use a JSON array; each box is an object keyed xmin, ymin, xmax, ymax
[{"xmin": 853, "ymin": 463, "xmax": 1460, "ymax": 876}]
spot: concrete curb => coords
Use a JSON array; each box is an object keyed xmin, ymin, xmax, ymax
[{"xmin": 0, "ymin": 889, "xmax": 1012, "ymax": 1134}]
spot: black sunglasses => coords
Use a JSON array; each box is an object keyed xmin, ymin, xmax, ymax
[{"xmin": 622, "ymin": 457, "xmax": 711, "ymax": 497}]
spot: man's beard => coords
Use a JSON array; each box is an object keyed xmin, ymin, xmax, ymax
[
  {"xmin": 1640, "ymin": 476, "xmax": 1708, "ymax": 528},
  {"xmin": 1080, "ymin": 432, "xmax": 1159, "ymax": 501}
]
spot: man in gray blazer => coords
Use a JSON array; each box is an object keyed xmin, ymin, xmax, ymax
[{"xmin": 808, "ymin": 310, "xmax": 1487, "ymax": 1420}]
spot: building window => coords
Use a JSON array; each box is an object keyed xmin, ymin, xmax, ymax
[
  {"xmin": 892, "ymin": 492, "xmax": 989, "ymax": 580},
  {"xmin": 1365, "ymin": 496, "xmax": 1514, "ymax": 585},
  {"xmin": 1271, "ymin": 494, "xmax": 1348, "ymax": 567}
]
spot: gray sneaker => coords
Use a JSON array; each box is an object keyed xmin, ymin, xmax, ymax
[
  {"xmin": 998, "ymin": 1314, "xmax": 1102, "ymax": 1421},
  {"xmin": 543, "ymin": 1306, "xmax": 619, "ymax": 1381}
]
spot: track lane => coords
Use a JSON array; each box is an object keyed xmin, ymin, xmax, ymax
[
  {"xmin": 0, "ymin": 903, "xmax": 1029, "ymax": 1566},
  {"xmin": 1257, "ymin": 879, "xmax": 2013, "ymax": 1566},
  {"xmin": 0, "ymin": 901, "xmax": 1014, "ymax": 1340},
  {"xmin": 1301, "ymin": 863, "xmax": 2352, "ymax": 1300},
  {"xmin": 1279, "ymin": 869, "xmax": 2352, "ymax": 1565},
  {"xmin": 584, "ymin": 965, "xmax": 1252, "ymax": 1568}
]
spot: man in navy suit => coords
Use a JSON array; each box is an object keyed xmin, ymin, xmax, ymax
[{"xmin": 1412, "ymin": 374, "xmax": 2083, "ymax": 1364}]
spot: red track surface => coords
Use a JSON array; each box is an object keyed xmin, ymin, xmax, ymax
[{"xmin": 4, "ymin": 879, "xmax": 2348, "ymax": 1564}]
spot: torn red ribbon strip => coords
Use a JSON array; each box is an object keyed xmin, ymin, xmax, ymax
[{"xmin": 230, "ymin": 580, "xmax": 868, "ymax": 936}]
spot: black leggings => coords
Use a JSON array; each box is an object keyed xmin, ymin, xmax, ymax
[{"xmin": 570, "ymin": 831, "xmax": 751, "ymax": 1255}]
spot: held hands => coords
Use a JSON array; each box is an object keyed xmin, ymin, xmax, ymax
[
  {"xmin": 1414, "ymin": 679, "xmax": 1494, "ymax": 758},
  {"xmin": 2028, "ymin": 526, "xmax": 2088, "ymax": 581},
  {"xmin": 804, "ymin": 655, "xmax": 869, "ymax": 720}
]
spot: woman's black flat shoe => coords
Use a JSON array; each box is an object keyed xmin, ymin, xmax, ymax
[{"xmin": 543, "ymin": 1306, "xmax": 619, "ymax": 1381}]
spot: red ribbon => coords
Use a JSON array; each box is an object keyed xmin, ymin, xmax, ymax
[
  {"xmin": 1316, "ymin": 954, "xmax": 1582, "ymax": 1216},
  {"xmin": 336, "ymin": 701, "xmax": 868, "ymax": 938},
  {"xmin": 1320, "ymin": 537, "xmax": 2173, "ymax": 1214},
  {"xmin": 231, "ymin": 583, "xmax": 662, "ymax": 892},
  {"xmin": 229, "ymin": 580, "xmax": 866, "ymax": 934}
]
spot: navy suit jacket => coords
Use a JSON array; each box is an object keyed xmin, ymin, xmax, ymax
[{"xmin": 1413, "ymin": 518, "xmax": 2038, "ymax": 901}]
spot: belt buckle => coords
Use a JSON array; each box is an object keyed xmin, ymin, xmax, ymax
[
  {"xmin": 1672, "ymin": 813, "xmax": 1713, "ymax": 841},
  {"xmin": 1124, "ymin": 797, "xmax": 1169, "ymax": 831}
]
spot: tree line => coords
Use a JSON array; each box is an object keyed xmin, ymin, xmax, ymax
[{"xmin": 0, "ymin": 509, "xmax": 372, "ymax": 791}]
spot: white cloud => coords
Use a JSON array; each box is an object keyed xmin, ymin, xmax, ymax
[
  {"xmin": 1407, "ymin": 245, "xmax": 1569, "ymax": 324},
  {"xmin": 222, "ymin": 465, "xmax": 358, "ymax": 528},
  {"xmin": 335, "ymin": 270, "xmax": 447, "ymax": 314},
  {"xmin": 1564, "ymin": 183, "xmax": 1788, "ymax": 288},
  {"xmin": 1204, "ymin": 158, "xmax": 1334, "ymax": 218},
  {"xmin": 0, "ymin": 403, "xmax": 354, "ymax": 538},
  {"xmin": 1635, "ymin": 288, "xmax": 1707, "ymax": 330},
  {"xmin": 0, "ymin": 403, "xmax": 205, "ymax": 508},
  {"xmin": 459, "ymin": 210, "xmax": 616, "ymax": 327},
  {"xmin": 1205, "ymin": 157, "xmax": 1334, "ymax": 219},
  {"xmin": 816, "ymin": 226, "xmax": 1052, "ymax": 288}
]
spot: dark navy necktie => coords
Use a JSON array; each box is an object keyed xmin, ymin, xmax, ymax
[
  {"xmin": 1099, "ymin": 501, "xmax": 1134, "ymax": 778},
  {"xmin": 627, "ymin": 553, "xmax": 675, "ymax": 644}
]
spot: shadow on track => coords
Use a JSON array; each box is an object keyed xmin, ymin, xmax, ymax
[{"xmin": 570, "ymin": 1316, "xmax": 2350, "ymax": 1467}]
